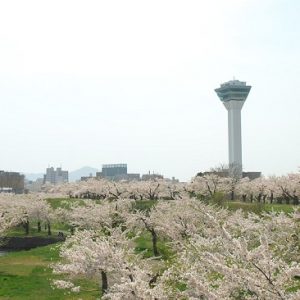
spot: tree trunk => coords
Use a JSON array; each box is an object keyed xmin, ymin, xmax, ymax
[
  {"xmin": 293, "ymin": 196, "xmax": 299, "ymax": 205},
  {"xmin": 24, "ymin": 220, "xmax": 29, "ymax": 235},
  {"xmin": 47, "ymin": 222, "xmax": 52, "ymax": 236},
  {"xmin": 151, "ymin": 229, "xmax": 159, "ymax": 257},
  {"xmin": 37, "ymin": 221, "xmax": 41, "ymax": 232},
  {"xmin": 270, "ymin": 192, "xmax": 273, "ymax": 204},
  {"xmin": 230, "ymin": 190, "xmax": 234, "ymax": 201},
  {"xmin": 263, "ymin": 195, "xmax": 267, "ymax": 204},
  {"xmin": 101, "ymin": 271, "xmax": 108, "ymax": 295},
  {"xmin": 257, "ymin": 193, "xmax": 262, "ymax": 203}
]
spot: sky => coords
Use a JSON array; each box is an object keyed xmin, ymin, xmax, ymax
[{"xmin": 0, "ymin": 0, "xmax": 299, "ymax": 181}]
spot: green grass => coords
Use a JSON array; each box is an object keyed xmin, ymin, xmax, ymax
[
  {"xmin": 46, "ymin": 197, "xmax": 297, "ymax": 214},
  {"xmin": 0, "ymin": 244, "xmax": 100, "ymax": 300},
  {"xmin": 225, "ymin": 201, "xmax": 297, "ymax": 214},
  {"xmin": 6, "ymin": 222, "xmax": 71, "ymax": 238},
  {"xmin": 46, "ymin": 198, "xmax": 77, "ymax": 210},
  {"xmin": 47, "ymin": 197, "xmax": 158, "ymax": 213},
  {"xmin": 134, "ymin": 233, "xmax": 173, "ymax": 260},
  {"xmin": 133, "ymin": 200, "xmax": 157, "ymax": 212},
  {"xmin": 6, "ymin": 227, "xmax": 67, "ymax": 238},
  {"xmin": 0, "ymin": 232, "xmax": 173, "ymax": 299}
]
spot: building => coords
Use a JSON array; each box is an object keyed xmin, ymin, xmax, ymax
[
  {"xmin": 141, "ymin": 173, "xmax": 164, "ymax": 181},
  {"xmin": 80, "ymin": 173, "xmax": 94, "ymax": 182},
  {"xmin": 124, "ymin": 173, "xmax": 140, "ymax": 181},
  {"xmin": 242, "ymin": 172, "xmax": 261, "ymax": 180},
  {"xmin": 44, "ymin": 167, "xmax": 68, "ymax": 185},
  {"xmin": 197, "ymin": 170, "xmax": 261, "ymax": 180},
  {"xmin": 25, "ymin": 178, "xmax": 44, "ymax": 192},
  {"xmin": 215, "ymin": 79, "xmax": 251, "ymax": 177},
  {"xmin": 0, "ymin": 170, "xmax": 25, "ymax": 193},
  {"xmin": 94, "ymin": 164, "xmax": 140, "ymax": 181},
  {"xmin": 102, "ymin": 164, "xmax": 127, "ymax": 177}
]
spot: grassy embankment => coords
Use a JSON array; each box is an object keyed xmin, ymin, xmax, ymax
[{"xmin": 0, "ymin": 244, "xmax": 99, "ymax": 300}]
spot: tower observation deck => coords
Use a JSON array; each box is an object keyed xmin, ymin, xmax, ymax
[{"xmin": 215, "ymin": 80, "xmax": 251, "ymax": 177}]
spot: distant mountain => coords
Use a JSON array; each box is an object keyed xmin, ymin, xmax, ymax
[
  {"xmin": 69, "ymin": 166, "xmax": 99, "ymax": 182},
  {"xmin": 24, "ymin": 166, "xmax": 99, "ymax": 182}
]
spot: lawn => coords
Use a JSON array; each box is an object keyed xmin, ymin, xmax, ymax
[
  {"xmin": 46, "ymin": 198, "xmax": 157, "ymax": 212},
  {"xmin": 0, "ymin": 244, "xmax": 100, "ymax": 300},
  {"xmin": 224, "ymin": 201, "xmax": 297, "ymax": 214},
  {"xmin": 0, "ymin": 232, "xmax": 170, "ymax": 300},
  {"xmin": 134, "ymin": 232, "xmax": 173, "ymax": 260},
  {"xmin": 46, "ymin": 198, "xmax": 78, "ymax": 210}
]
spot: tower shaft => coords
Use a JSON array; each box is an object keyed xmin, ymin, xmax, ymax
[{"xmin": 224, "ymin": 101, "xmax": 244, "ymax": 176}]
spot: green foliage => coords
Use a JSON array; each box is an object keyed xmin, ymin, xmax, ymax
[{"xmin": 286, "ymin": 276, "xmax": 300, "ymax": 292}]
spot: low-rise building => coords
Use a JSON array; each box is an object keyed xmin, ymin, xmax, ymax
[
  {"xmin": 197, "ymin": 170, "xmax": 261, "ymax": 180},
  {"xmin": 102, "ymin": 164, "xmax": 127, "ymax": 178},
  {"xmin": 141, "ymin": 173, "xmax": 164, "ymax": 181},
  {"xmin": 0, "ymin": 170, "xmax": 25, "ymax": 193},
  {"xmin": 25, "ymin": 178, "xmax": 44, "ymax": 192},
  {"xmin": 93, "ymin": 164, "xmax": 140, "ymax": 181}
]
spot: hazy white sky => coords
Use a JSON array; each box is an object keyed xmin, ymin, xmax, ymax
[{"xmin": 0, "ymin": 0, "xmax": 299, "ymax": 181}]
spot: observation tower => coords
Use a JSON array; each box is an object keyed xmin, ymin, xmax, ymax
[{"xmin": 215, "ymin": 79, "xmax": 251, "ymax": 177}]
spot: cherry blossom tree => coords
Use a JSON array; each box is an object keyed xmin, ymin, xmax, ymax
[
  {"xmin": 187, "ymin": 174, "xmax": 231, "ymax": 200},
  {"xmin": 52, "ymin": 228, "xmax": 161, "ymax": 297}
]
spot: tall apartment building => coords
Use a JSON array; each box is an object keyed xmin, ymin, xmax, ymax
[
  {"xmin": 0, "ymin": 170, "xmax": 25, "ymax": 193},
  {"xmin": 44, "ymin": 167, "xmax": 68, "ymax": 185}
]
